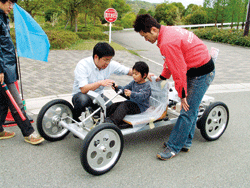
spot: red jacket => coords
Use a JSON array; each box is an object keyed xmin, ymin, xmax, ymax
[{"xmin": 157, "ymin": 26, "xmax": 211, "ymax": 98}]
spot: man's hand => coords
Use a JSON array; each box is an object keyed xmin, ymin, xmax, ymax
[
  {"xmin": 0, "ymin": 73, "xmax": 4, "ymax": 84},
  {"xmin": 155, "ymin": 76, "xmax": 162, "ymax": 82},
  {"xmin": 124, "ymin": 89, "xmax": 131, "ymax": 97},
  {"xmin": 100, "ymin": 79, "xmax": 115, "ymax": 87},
  {"xmin": 147, "ymin": 73, "xmax": 155, "ymax": 82},
  {"xmin": 181, "ymin": 98, "xmax": 190, "ymax": 111},
  {"xmin": 80, "ymin": 79, "xmax": 115, "ymax": 94}
]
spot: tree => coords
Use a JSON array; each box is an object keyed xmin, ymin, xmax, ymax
[
  {"xmin": 155, "ymin": 2, "xmax": 181, "ymax": 25},
  {"xmin": 241, "ymin": 0, "xmax": 249, "ymax": 29},
  {"xmin": 147, "ymin": 10, "xmax": 154, "ymax": 17},
  {"xmin": 55, "ymin": 0, "xmax": 90, "ymax": 32},
  {"xmin": 184, "ymin": 4, "xmax": 199, "ymax": 17},
  {"xmin": 163, "ymin": 4, "xmax": 178, "ymax": 25},
  {"xmin": 18, "ymin": 0, "xmax": 50, "ymax": 17},
  {"xmin": 121, "ymin": 12, "xmax": 136, "ymax": 28},
  {"xmin": 171, "ymin": 2, "xmax": 185, "ymax": 16},
  {"xmin": 184, "ymin": 8, "xmax": 208, "ymax": 24},
  {"xmin": 91, "ymin": 0, "xmax": 110, "ymax": 25},
  {"xmin": 82, "ymin": 0, "xmax": 110, "ymax": 27},
  {"xmin": 244, "ymin": 0, "xmax": 250, "ymax": 36},
  {"xmin": 138, "ymin": 8, "xmax": 147, "ymax": 16},
  {"xmin": 219, "ymin": 0, "xmax": 230, "ymax": 28},
  {"xmin": 111, "ymin": 0, "xmax": 131, "ymax": 20},
  {"xmin": 155, "ymin": 3, "xmax": 168, "ymax": 23}
]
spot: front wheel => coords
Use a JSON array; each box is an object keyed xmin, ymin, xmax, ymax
[
  {"xmin": 37, "ymin": 99, "xmax": 73, "ymax": 141},
  {"xmin": 80, "ymin": 123, "xmax": 124, "ymax": 175},
  {"xmin": 197, "ymin": 102, "xmax": 229, "ymax": 141}
]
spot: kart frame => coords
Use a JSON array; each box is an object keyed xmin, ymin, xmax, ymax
[{"xmin": 37, "ymin": 85, "xmax": 229, "ymax": 176}]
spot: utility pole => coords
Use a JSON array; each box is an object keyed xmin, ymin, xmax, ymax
[{"xmin": 244, "ymin": 0, "xmax": 250, "ymax": 36}]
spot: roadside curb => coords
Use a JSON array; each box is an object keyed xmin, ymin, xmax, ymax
[{"xmin": 25, "ymin": 83, "xmax": 250, "ymax": 115}]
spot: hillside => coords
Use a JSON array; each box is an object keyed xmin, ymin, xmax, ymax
[{"xmin": 126, "ymin": 0, "xmax": 158, "ymax": 13}]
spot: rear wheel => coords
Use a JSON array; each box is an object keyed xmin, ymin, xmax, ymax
[{"xmin": 197, "ymin": 102, "xmax": 229, "ymax": 141}]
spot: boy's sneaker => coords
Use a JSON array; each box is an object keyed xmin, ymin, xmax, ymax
[
  {"xmin": 24, "ymin": 132, "xmax": 44, "ymax": 145},
  {"xmin": 162, "ymin": 141, "xmax": 190, "ymax": 152},
  {"xmin": 0, "ymin": 131, "xmax": 15, "ymax": 140},
  {"xmin": 157, "ymin": 146, "xmax": 176, "ymax": 160}
]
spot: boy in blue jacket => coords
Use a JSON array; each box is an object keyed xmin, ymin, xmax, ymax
[{"xmin": 106, "ymin": 61, "xmax": 151, "ymax": 127}]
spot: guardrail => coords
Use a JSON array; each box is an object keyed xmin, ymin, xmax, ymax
[
  {"xmin": 177, "ymin": 22, "xmax": 245, "ymax": 29},
  {"xmin": 123, "ymin": 22, "xmax": 245, "ymax": 31}
]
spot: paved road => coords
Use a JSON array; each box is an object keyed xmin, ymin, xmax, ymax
[
  {"xmin": 1, "ymin": 30, "xmax": 250, "ymax": 187},
  {"xmin": 1, "ymin": 92, "xmax": 250, "ymax": 187},
  {"xmin": 111, "ymin": 30, "xmax": 250, "ymax": 85}
]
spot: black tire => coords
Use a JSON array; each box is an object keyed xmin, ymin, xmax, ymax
[
  {"xmin": 197, "ymin": 102, "xmax": 229, "ymax": 141},
  {"xmin": 37, "ymin": 99, "xmax": 73, "ymax": 141},
  {"xmin": 80, "ymin": 123, "xmax": 124, "ymax": 175}
]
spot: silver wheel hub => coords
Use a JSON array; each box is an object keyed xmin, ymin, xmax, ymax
[
  {"xmin": 87, "ymin": 129, "xmax": 121, "ymax": 171},
  {"xmin": 205, "ymin": 105, "xmax": 227, "ymax": 138}
]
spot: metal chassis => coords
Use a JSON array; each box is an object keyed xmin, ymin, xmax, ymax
[{"xmin": 58, "ymin": 89, "xmax": 213, "ymax": 140}]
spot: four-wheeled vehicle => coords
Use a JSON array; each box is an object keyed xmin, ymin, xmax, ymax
[{"xmin": 36, "ymin": 78, "xmax": 229, "ymax": 176}]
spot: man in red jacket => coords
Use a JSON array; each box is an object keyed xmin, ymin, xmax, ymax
[{"xmin": 133, "ymin": 14, "xmax": 215, "ymax": 160}]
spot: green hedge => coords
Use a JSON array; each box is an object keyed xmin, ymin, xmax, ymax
[
  {"xmin": 77, "ymin": 25, "xmax": 103, "ymax": 32},
  {"xmin": 45, "ymin": 30, "xmax": 80, "ymax": 49},
  {"xmin": 96, "ymin": 25, "xmax": 124, "ymax": 31},
  {"xmin": 193, "ymin": 28, "xmax": 250, "ymax": 47},
  {"xmin": 77, "ymin": 31, "xmax": 108, "ymax": 40},
  {"xmin": 10, "ymin": 28, "xmax": 108, "ymax": 49}
]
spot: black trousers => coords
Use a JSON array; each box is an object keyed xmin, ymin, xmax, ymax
[
  {"xmin": 0, "ymin": 83, "xmax": 34, "ymax": 136},
  {"xmin": 106, "ymin": 101, "xmax": 141, "ymax": 125},
  {"xmin": 72, "ymin": 92, "xmax": 111, "ymax": 121}
]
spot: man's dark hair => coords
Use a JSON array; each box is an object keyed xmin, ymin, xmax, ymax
[
  {"xmin": 133, "ymin": 14, "xmax": 161, "ymax": 33},
  {"xmin": 0, "ymin": 0, "xmax": 17, "ymax": 3},
  {"xmin": 93, "ymin": 42, "xmax": 115, "ymax": 59},
  {"xmin": 133, "ymin": 61, "xmax": 149, "ymax": 79}
]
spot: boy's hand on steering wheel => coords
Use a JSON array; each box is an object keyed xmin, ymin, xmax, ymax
[
  {"xmin": 112, "ymin": 83, "xmax": 117, "ymax": 89},
  {"xmin": 112, "ymin": 83, "xmax": 119, "ymax": 92},
  {"xmin": 124, "ymin": 89, "xmax": 131, "ymax": 97}
]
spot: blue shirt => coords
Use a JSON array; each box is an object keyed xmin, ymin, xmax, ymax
[
  {"xmin": 72, "ymin": 56, "xmax": 130, "ymax": 95},
  {"xmin": 118, "ymin": 80, "xmax": 151, "ymax": 112}
]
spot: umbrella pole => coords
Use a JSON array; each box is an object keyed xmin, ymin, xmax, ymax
[{"xmin": 17, "ymin": 56, "xmax": 26, "ymax": 110}]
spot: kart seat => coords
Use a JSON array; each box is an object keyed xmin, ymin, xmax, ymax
[{"xmin": 123, "ymin": 78, "xmax": 169, "ymax": 127}]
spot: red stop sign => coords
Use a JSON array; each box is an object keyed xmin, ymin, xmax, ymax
[{"xmin": 104, "ymin": 8, "xmax": 118, "ymax": 23}]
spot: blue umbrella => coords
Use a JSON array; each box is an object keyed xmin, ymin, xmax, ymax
[{"xmin": 14, "ymin": 4, "xmax": 50, "ymax": 62}]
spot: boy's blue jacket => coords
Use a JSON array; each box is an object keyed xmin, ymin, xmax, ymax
[{"xmin": 0, "ymin": 9, "xmax": 18, "ymax": 84}]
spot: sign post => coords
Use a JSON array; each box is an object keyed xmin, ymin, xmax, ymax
[{"xmin": 104, "ymin": 8, "xmax": 118, "ymax": 43}]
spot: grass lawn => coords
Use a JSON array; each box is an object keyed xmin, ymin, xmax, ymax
[{"xmin": 67, "ymin": 39, "xmax": 126, "ymax": 51}]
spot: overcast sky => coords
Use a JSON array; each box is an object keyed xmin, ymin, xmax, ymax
[{"xmin": 143, "ymin": 0, "xmax": 204, "ymax": 8}]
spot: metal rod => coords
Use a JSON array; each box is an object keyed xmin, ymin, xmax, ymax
[
  {"xmin": 59, "ymin": 121, "xmax": 87, "ymax": 140},
  {"xmin": 80, "ymin": 90, "xmax": 123, "ymax": 126},
  {"xmin": 109, "ymin": 22, "xmax": 112, "ymax": 43},
  {"xmin": 17, "ymin": 56, "xmax": 24, "ymax": 100}
]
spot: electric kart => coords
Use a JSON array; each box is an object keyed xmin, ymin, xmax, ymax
[{"xmin": 36, "ymin": 78, "xmax": 229, "ymax": 176}]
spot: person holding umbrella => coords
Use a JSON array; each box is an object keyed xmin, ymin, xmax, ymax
[{"xmin": 0, "ymin": 0, "xmax": 44, "ymax": 144}]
